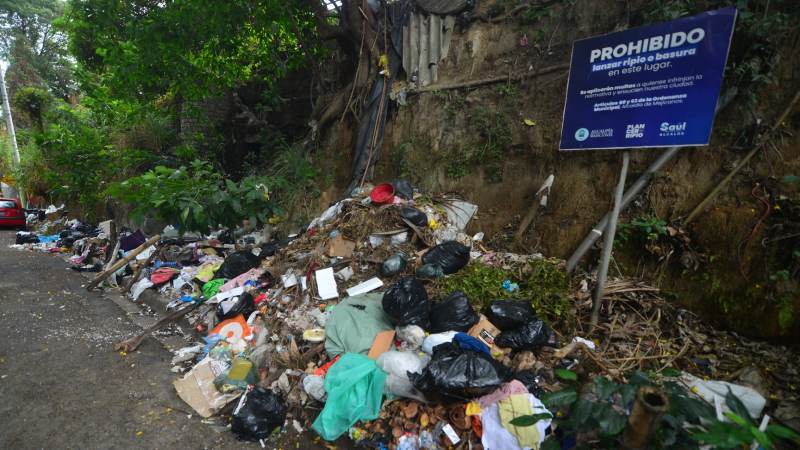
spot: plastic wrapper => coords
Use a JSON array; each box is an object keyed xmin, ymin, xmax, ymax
[
  {"xmin": 377, "ymin": 351, "xmax": 430, "ymax": 402},
  {"xmin": 495, "ymin": 319, "xmax": 553, "ymax": 350},
  {"xmin": 429, "ymin": 291, "xmax": 479, "ymax": 333},
  {"xmin": 214, "ymin": 251, "xmax": 260, "ymax": 279},
  {"xmin": 421, "ymin": 241, "xmax": 470, "ymax": 274},
  {"xmin": 396, "ymin": 325, "xmax": 425, "ymax": 350},
  {"xmin": 483, "ymin": 300, "xmax": 537, "ymax": 331},
  {"xmin": 400, "ymin": 207, "xmax": 428, "ymax": 227},
  {"xmin": 421, "ymin": 331, "xmax": 458, "ymax": 354},
  {"xmin": 411, "ymin": 342, "xmax": 511, "ymax": 402},
  {"xmin": 382, "ymin": 277, "xmax": 430, "ymax": 329},
  {"xmin": 303, "ymin": 374, "xmax": 327, "ymax": 402},
  {"xmin": 231, "ymin": 387, "xmax": 287, "ymax": 441}
]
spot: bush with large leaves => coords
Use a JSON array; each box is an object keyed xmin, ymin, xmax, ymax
[{"xmin": 107, "ymin": 160, "xmax": 275, "ymax": 233}]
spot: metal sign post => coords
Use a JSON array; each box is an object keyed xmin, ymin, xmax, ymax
[{"xmin": 591, "ymin": 151, "xmax": 629, "ymax": 327}]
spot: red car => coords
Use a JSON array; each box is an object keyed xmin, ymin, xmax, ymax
[{"xmin": 0, "ymin": 197, "xmax": 26, "ymax": 228}]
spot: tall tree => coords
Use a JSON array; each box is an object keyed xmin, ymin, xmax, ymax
[
  {"xmin": 63, "ymin": 0, "xmax": 317, "ymax": 100},
  {"xmin": 0, "ymin": 0, "xmax": 76, "ymax": 100}
]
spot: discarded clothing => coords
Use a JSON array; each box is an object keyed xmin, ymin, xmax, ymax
[
  {"xmin": 454, "ymin": 332, "xmax": 490, "ymax": 356},
  {"xmin": 150, "ymin": 267, "xmax": 179, "ymax": 286},
  {"xmin": 325, "ymin": 293, "xmax": 394, "ymax": 357},
  {"xmin": 479, "ymin": 380, "xmax": 530, "ymax": 409},
  {"xmin": 196, "ymin": 262, "xmax": 223, "ymax": 283},
  {"xmin": 203, "ymin": 279, "xmax": 226, "ymax": 300},
  {"xmin": 220, "ymin": 268, "xmax": 264, "ymax": 293},
  {"xmin": 480, "ymin": 393, "xmax": 551, "ymax": 450},
  {"xmin": 498, "ymin": 394, "xmax": 540, "ymax": 449}
]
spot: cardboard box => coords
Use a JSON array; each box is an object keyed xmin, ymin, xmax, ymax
[
  {"xmin": 327, "ymin": 235, "xmax": 356, "ymax": 258},
  {"xmin": 173, "ymin": 358, "xmax": 240, "ymax": 418},
  {"xmin": 367, "ymin": 330, "xmax": 396, "ymax": 359},
  {"xmin": 468, "ymin": 314, "xmax": 506, "ymax": 356}
]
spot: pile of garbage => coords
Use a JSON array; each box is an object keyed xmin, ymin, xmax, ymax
[{"xmin": 11, "ymin": 181, "xmax": 800, "ymax": 449}]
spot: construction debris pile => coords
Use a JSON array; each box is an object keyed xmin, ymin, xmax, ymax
[{"xmin": 11, "ymin": 181, "xmax": 800, "ymax": 449}]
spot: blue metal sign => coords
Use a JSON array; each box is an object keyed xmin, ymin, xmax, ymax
[{"xmin": 559, "ymin": 7, "xmax": 737, "ymax": 151}]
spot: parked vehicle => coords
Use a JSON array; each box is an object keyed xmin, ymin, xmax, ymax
[{"xmin": 0, "ymin": 197, "xmax": 26, "ymax": 229}]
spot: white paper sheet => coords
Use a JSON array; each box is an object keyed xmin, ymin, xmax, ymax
[{"xmin": 315, "ymin": 267, "xmax": 338, "ymax": 300}]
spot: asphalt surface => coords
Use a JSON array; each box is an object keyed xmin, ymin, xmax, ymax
[{"xmin": 0, "ymin": 229, "xmax": 307, "ymax": 449}]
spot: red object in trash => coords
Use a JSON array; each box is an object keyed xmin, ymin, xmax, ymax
[
  {"xmin": 314, "ymin": 354, "xmax": 342, "ymax": 377},
  {"xmin": 370, "ymin": 183, "xmax": 395, "ymax": 204}
]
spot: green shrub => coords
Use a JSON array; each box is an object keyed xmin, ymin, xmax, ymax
[
  {"xmin": 107, "ymin": 160, "xmax": 275, "ymax": 233},
  {"xmin": 435, "ymin": 259, "xmax": 573, "ymax": 325}
]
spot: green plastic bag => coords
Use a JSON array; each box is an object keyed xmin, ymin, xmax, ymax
[
  {"xmin": 312, "ymin": 353, "xmax": 387, "ymax": 441},
  {"xmin": 324, "ymin": 293, "xmax": 394, "ymax": 357},
  {"xmin": 202, "ymin": 278, "xmax": 225, "ymax": 299}
]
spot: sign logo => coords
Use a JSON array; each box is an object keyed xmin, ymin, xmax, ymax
[
  {"xmin": 590, "ymin": 128, "xmax": 614, "ymax": 138},
  {"xmin": 626, "ymin": 124, "xmax": 646, "ymax": 138},
  {"xmin": 659, "ymin": 121, "xmax": 687, "ymax": 136},
  {"xmin": 575, "ymin": 128, "xmax": 590, "ymax": 141}
]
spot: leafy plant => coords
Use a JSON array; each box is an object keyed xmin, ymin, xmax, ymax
[
  {"xmin": 617, "ymin": 214, "xmax": 668, "ymax": 244},
  {"xmin": 107, "ymin": 160, "xmax": 275, "ymax": 233},
  {"xmin": 435, "ymin": 259, "xmax": 573, "ymax": 325},
  {"xmin": 646, "ymin": 0, "xmax": 796, "ymax": 107},
  {"xmin": 529, "ymin": 371, "xmax": 800, "ymax": 449}
]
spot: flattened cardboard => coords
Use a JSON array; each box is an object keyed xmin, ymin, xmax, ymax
[
  {"xmin": 327, "ymin": 235, "xmax": 356, "ymax": 258},
  {"xmin": 367, "ymin": 330, "xmax": 396, "ymax": 359},
  {"xmin": 468, "ymin": 314, "xmax": 505, "ymax": 355},
  {"xmin": 173, "ymin": 359, "xmax": 240, "ymax": 418}
]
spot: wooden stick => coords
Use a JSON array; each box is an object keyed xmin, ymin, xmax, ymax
[
  {"xmin": 685, "ymin": 91, "xmax": 800, "ymax": 224},
  {"xmin": 124, "ymin": 249, "xmax": 158, "ymax": 295},
  {"xmin": 113, "ymin": 302, "xmax": 199, "ymax": 353},
  {"xmin": 86, "ymin": 234, "xmax": 160, "ymax": 291}
]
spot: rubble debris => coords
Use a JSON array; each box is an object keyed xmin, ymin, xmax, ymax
[{"xmin": 11, "ymin": 178, "xmax": 800, "ymax": 450}]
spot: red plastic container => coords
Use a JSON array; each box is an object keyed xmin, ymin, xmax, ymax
[{"xmin": 370, "ymin": 183, "xmax": 395, "ymax": 204}]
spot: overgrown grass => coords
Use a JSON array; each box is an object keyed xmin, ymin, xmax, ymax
[{"xmin": 434, "ymin": 259, "xmax": 574, "ymax": 327}]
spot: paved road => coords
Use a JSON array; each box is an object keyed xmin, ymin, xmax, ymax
[{"xmin": 0, "ymin": 230, "xmax": 264, "ymax": 449}]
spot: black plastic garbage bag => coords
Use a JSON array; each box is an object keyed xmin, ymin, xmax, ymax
[
  {"xmin": 381, "ymin": 253, "xmax": 407, "ymax": 276},
  {"xmin": 215, "ymin": 251, "xmax": 260, "ymax": 279},
  {"xmin": 231, "ymin": 387, "xmax": 287, "ymax": 441},
  {"xmin": 411, "ymin": 342, "xmax": 511, "ymax": 402},
  {"xmin": 429, "ymin": 291, "xmax": 479, "ymax": 333},
  {"xmin": 495, "ymin": 318, "xmax": 552, "ymax": 350},
  {"xmin": 392, "ymin": 179, "xmax": 414, "ymax": 200},
  {"xmin": 416, "ymin": 263, "xmax": 444, "ymax": 279},
  {"xmin": 422, "ymin": 241, "xmax": 470, "ymax": 275},
  {"xmin": 217, "ymin": 292, "xmax": 256, "ymax": 321},
  {"xmin": 512, "ymin": 370, "xmax": 544, "ymax": 397},
  {"xmin": 382, "ymin": 277, "xmax": 430, "ymax": 329},
  {"xmin": 400, "ymin": 207, "xmax": 428, "ymax": 227},
  {"xmin": 15, "ymin": 232, "xmax": 39, "ymax": 244},
  {"xmin": 483, "ymin": 300, "xmax": 537, "ymax": 331}
]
